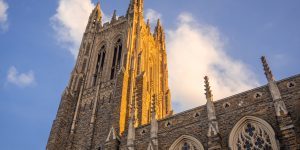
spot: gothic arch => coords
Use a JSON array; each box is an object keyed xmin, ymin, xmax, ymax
[
  {"xmin": 96, "ymin": 41, "xmax": 107, "ymax": 51},
  {"xmin": 229, "ymin": 116, "xmax": 279, "ymax": 150},
  {"xmin": 111, "ymin": 33, "xmax": 125, "ymax": 47},
  {"xmin": 169, "ymin": 135, "xmax": 204, "ymax": 150},
  {"xmin": 93, "ymin": 41, "xmax": 107, "ymax": 85},
  {"xmin": 110, "ymin": 36, "xmax": 124, "ymax": 79}
]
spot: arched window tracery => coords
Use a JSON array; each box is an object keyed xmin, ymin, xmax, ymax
[
  {"xmin": 169, "ymin": 135, "xmax": 204, "ymax": 150},
  {"xmin": 110, "ymin": 39, "xmax": 123, "ymax": 79},
  {"xmin": 229, "ymin": 116, "xmax": 279, "ymax": 150}
]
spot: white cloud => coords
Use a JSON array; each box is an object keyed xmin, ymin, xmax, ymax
[
  {"xmin": 7, "ymin": 66, "xmax": 35, "ymax": 87},
  {"xmin": 51, "ymin": 0, "xmax": 110, "ymax": 57},
  {"xmin": 51, "ymin": 0, "xmax": 100, "ymax": 57},
  {"xmin": 145, "ymin": 8, "xmax": 162, "ymax": 27},
  {"xmin": 0, "ymin": 0, "xmax": 9, "ymax": 31},
  {"xmin": 167, "ymin": 13, "xmax": 260, "ymax": 112}
]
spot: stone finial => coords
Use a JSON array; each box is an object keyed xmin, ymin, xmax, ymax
[
  {"xmin": 146, "ymin": 19, "xmax": 151, "ymax": 32},
  {"xmin": 157, "ymin": 19, "xmax": 161, "ymax": 26},
  {"xmin": 111, "ymin": 10, "xmax": 117, "ymax": 22},
  {"xmin": 204, "ymin": 76, "xmax": 213, "ymax": 100},
  {"xmin": 96, "ymin": 1, "xmax": 100, "ymax": 8},
  {"xmin": 204, "ymin": 76, "xmax": 216, "ymax": 121},
  {"xmin": 261, "ymin": 56, "xmax": 289, "ymax": 117},
  {"xmin": 94, "ymin": 1, "xmax": 102, "ymax": 20},
  {"xmin": 154, "ymin": 19, "xmax": 164, "ymax": 41},
  {"xmin": 261, "ymin": 56, "xmax": 275, "ymax": 82}
]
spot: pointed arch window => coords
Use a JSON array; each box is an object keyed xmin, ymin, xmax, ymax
[
  {"xmin": 93, "ymin": 45, "xmax": 106, "ymax": 86},
  {"xmin": 110, "ymin": 39, "xmax": 123, "ymax": 79},
  {"xmin": 169, "ymin": 135, "xmax": 204, "ymax": 150},
  {"xmin": 229, "ymin": 116, "xmax": 279, "ymax": 150}
]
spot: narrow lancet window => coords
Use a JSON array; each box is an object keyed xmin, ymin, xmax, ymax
[
  {"xmin": 110, "ymin": 39, "xmax": 122, "ymax": 79},
  {"xmin": 93, "ymin": 45, "xmax": 106, "ymax": 86}
]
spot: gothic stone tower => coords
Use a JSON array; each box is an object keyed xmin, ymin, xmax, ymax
[{"xmin": 47, "ymin": 0, "xmax": 172, "ymax": 149}]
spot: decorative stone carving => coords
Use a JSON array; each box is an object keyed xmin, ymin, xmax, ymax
[
  {"xmin": 223, "ymin": 102, "xmax": 231, "ymax": 109},
  {"xmin": 229, "ymin": 116, "xmax": 279, "ymax": 150},
  {"xmin": 208, "ymin": 121, "xmax": 219, "ymax": 137},
  {"xmin": 253, "ymin": 92, "xmax": 263, "ymax": 99},
  {"xmin": 274, "ymin": 100, "xmax": 288, "ymax": 116},
  {"xmin": 287, "ymin": 81, "xmax": 296, "ymax": 88}
]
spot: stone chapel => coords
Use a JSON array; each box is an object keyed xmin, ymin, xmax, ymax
[{"xmin": 47, "ymin": 1, "xmax": 300, "ymax": 149}]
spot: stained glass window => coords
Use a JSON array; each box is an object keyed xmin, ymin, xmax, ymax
[
  {"xmin": 235, "ymin": 122, "xmax": 273, "ymax": 150},
  {"xmin": 111, "ymin": 39, "xmax": 122, "ymax": 79}
]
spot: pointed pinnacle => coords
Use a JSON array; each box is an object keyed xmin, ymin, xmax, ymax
[
  {"xmin": 147, "ymin": 19, "xmax": 150, "ymax": 27},
  {"xmin": 157, "ymin": 19, "xmax": 161, "ymax": 26},
  {"xmin": 204, "ymin": 76, "xmax": 213, "ymax": 100},
  {"xmin": 261, "ymin": 56, "xmax": 275, "ymax": 82},
  {"xmin": 95, "ymin": 1, "xmax": 101, "ymax": 12},
  {"xmin": 111, "ymin": 10, "xmax": 117, "ymax": 21}
]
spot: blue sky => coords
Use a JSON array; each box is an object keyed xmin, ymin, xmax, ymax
[{"xmin": 0, "ymin": 0, "xmax": 299, "ymax": 149}]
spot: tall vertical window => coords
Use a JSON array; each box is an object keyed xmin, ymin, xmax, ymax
[
  {"xmin": 93, "ymin": 45, "xmax": 106, "ymax": 86},
  {"xmin": 110, "ymin": 39, "xmax": 122, "ymax": 79}
]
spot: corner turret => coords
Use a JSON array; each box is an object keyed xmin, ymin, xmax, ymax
[
  {"xmin": 86, "ymin": 2, "xmax": 103, "ymax": 31},
  {"xmin": 154, "ymin": 19, "xmax": 166, "ymax": 50}
]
